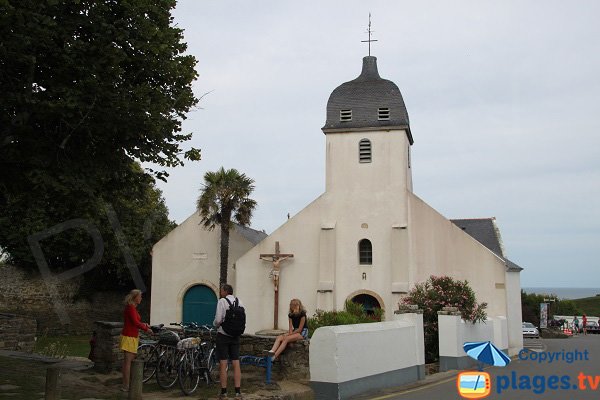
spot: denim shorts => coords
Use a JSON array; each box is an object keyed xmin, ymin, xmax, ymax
[{"xmin": 300, "ymin": 328, "xmax": 308, "ymax": 339}]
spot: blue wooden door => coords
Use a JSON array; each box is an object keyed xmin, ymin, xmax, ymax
[{"xmin": 182, "ymin": 285, "xmax": 217, "ymax": 326}]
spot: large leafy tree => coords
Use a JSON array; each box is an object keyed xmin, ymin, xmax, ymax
[
  {"xmin": 0, "ymin": 0, "xmax": 197, "ymax": 285},
  {"xmin": 197, "ymin": 168, "xmax": 257, "ymax": 285}
]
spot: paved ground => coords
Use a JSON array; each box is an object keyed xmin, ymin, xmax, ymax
[
  {"xmin": 351, "ymin": 334, "xmax": 600, "ymax": 400},
  {"xmin": 0, "ymin": 349, "xmax": 312, "ymax": 399}
]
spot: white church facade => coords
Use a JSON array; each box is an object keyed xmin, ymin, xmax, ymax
[{"xmin": 151, "ymin": 56, "xmax": 524, "ymax": 355}]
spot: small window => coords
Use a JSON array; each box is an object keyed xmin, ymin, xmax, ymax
[
  {"xmin": 340, "ymin": 109, "xmax": 352, "ymax": 121},
  {"xmin": 378, "ymin": 108, "xmax": 390, "ymax": 120},
  {"xmin": 359, "ymin": 139, "xmax": 371, "ymax": 163},
  {"xmin": 359, "ymin": 239, "xmax": 372, "ymax": 265}
]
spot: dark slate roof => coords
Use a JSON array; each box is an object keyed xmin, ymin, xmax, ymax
[
  {"xmin": 322, "ymin": 56, "xmax": 413, "ymax": 144},
  {"xmin": 505, "ymin": 259, "xmax": 524, "ymax": 272},
  {"xmin": 451, "ymin": 218, "xmax": 504, "ymax": 257},
  {"xmin": 450, "ymin": 218, "xmax": 523, "ymax": 272},
  {"xmin": 234, "ymin": 223, "xmax": 268, "ymax": 245}
]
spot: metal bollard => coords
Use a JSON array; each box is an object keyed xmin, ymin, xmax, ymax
[
  {"xmin": 45, "ymin": 366, "xmax": 61, "ymax": 400},
  {"xmin": 128, "ymin": 359, "xmax": 144, "ymax": 400},
  {"xmin": 266, "ymin": 356, "xmax": 272, "ymax": 385}
]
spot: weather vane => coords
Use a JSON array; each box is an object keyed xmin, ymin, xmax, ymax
[{"xmin": 361, "ymin": 13, "xmax": 378, "ymax": 56}]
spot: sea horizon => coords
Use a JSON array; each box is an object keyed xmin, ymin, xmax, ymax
[{"xmin": 522, "ymin": 287, "xmax": 600, "ymax": 300}]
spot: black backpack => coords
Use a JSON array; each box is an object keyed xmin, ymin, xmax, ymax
[{"xmin": 221, "ymin": 297, "xmax": 246, "ymax": 337}]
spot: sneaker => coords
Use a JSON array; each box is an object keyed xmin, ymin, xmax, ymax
[
  {"xmin": 267, "ymin": 350, "xmax": 275, "ymax": 357},
  {"xmin": 235, "ymin": 393, "xmax": 243, "ymax": 399}
]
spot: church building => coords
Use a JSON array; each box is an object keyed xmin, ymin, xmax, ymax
[{"xmin": 151, "ymin": 55, "xmax": 524, "ymax": 355}]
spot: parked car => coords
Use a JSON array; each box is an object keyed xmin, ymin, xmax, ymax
[
  {"xmin": 522, "ymin": 322, "xmax": 540, "ymax": 338},
  {"xmin": 584, "ymin": 321, "xmax": 599, "ymax": 334}
]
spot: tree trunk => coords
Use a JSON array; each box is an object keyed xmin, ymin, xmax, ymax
[{"xmin": 219, "ymin": 221, "xmax": 230, "ymax": 285}]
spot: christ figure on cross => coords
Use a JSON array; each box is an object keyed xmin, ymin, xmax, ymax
[{"xmin": 260, "ymin": 241, "xmax": 294, "ymax": 329}]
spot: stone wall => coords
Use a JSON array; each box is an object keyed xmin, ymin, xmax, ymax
[
  {"xmin": 93, "ymin": 321, "xmax": 124, "ymax": 372},
  {"xmin": 0, "ymin": 313, "xmax": 37, "ymax": 352},
  {"xmin": 93, "ymin": 322, "xmax": 310, "ymax": 379},
  {"xmin": 0, "ymin": 264, "xmax": 149, "ymax": 335}
]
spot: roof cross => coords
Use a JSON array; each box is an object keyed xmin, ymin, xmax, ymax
[{"xmin": 361, "ymin": 13, "xmax": 378, "ymax": 56}]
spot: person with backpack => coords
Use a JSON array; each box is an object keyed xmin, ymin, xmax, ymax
[{"xmin": 213, "ymin": 284, "xmax": 245, "ymax": 399}]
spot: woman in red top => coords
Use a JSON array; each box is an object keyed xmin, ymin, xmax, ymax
[{"xmin": 120, "ymin": 289, "xmax": 150, "ymax": 391}]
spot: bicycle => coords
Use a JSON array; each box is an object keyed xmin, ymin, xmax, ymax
[
  {"xmin": 136, "ymin": 324, "xmax": 164, "ymax": 383},
  {"xmin": 136, "ymin": 324, "xmax": 189, "ymax": 384},
  {"xmin": 155, "ymin": 322, "xmax": 200, "ymax": 389},
  {"xmin": 177, "ymin": 325, "xmax": 220, "ymax": 395}
]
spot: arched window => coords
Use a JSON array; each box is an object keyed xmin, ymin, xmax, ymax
[
  {"xmin": 358, "ymin": 239, "xmax": 372, "ymax": 265},
  {"xmin": 359, "ymin": 139, "xmax": 371, "ymax": 163}
]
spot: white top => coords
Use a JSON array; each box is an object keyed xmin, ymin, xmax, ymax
[{"xmin": 213, "ymin": 294, "xmax": 244, "ymax": 336}]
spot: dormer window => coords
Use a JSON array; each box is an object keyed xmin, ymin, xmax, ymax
[
  {"xmin": 378, "ymin": 108, "xmax": 390, "ymax": 120},
  {"xmin": 340, "ymin": 109, "xmax": 352, "ymax": 122},
  {"xmin": 359, "ymin": 139, "xmax": 371, "ymax": 163}
]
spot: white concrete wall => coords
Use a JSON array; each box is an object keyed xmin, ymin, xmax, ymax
[
  {"xmin": 439, "ymin": 314, "xmax": 508, "ymax": 358},
  {"xmin": 439, "ymin": 315, "xmax": 493, "ymax": 358},
  {"xmin": 505, "ymin": 271, "xmax": 523, "ymax": 355},
  {"xmin": 493, "ymin": 316, "xmax": 509, "ymax": 351},
  {"xmin": 310, "ymin": 317, "xmax": 424, "ymax": 384},
  {"xmin": 150, "ymin": 213, "xmax": 257, "ymax": 325}
]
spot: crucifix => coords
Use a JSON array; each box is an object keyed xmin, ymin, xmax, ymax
[
  {"xmin": 260, "ymin": 241, "xmax": 294, "ymax": 330},
  {"xmin": 361, "ymin": 13, "xmax": 378, "ymax": 56}
]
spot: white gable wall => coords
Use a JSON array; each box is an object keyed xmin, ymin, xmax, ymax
[
  {"xmin": 150, "ymin": 213, "xmax": 257, "ymax": 326},
  {"xmin": 407, "ymin": 193, "xmax": 508, "ymax": 319}
]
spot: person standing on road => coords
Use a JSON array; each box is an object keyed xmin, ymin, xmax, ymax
[
  {"xmin": 582, "ymin": 314, "xmax": 588, "ymax": 335},
  {"xmin": 573, "ymin": 316, "xmax": 580, "ymax": 335},
  {"xmin": 213, "ymin": 284, "xmax": 244, "ymax": 399},
  {"xmin": 120, "ymin": 289, "xmax": 150, "ymax": 392}
]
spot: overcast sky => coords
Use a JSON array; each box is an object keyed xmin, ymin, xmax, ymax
[{"xmin": 156, "ymin": 1, "xmax": 600, "ymax": 288}]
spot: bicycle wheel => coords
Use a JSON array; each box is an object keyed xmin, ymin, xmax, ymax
[
  {"xmin": 206, "ymin": 347, "xmax": 222, "ymax": 384},
  {"xmin": 137, "ymin": 344, "xmax": 158, "ymax": 383},
  {"xmin": 178, "ymin": 351, "xmax": 200, "ymax": 395},
  {"xmin": 156, "ymin": 349, "xmax": 179, "ymax": 389}
]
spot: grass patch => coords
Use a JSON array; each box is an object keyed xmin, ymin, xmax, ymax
[
  {"xmin": 34, "ymin": 334, "xmax": 91, "ymax": 359},
  {"xmin": 573, "ymin": 296, "xmax": 600, "ymax": 316}
]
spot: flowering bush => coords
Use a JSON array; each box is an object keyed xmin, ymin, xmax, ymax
[{"xmin": 402, "ymin": 275, "xmax": 488, "ymax": 363}]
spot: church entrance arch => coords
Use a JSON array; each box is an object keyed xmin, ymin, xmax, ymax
[
  {"xmin": 348, "ymin": 290, "xmax": 384, "ymax": 316},
  {"xmin": 182, "ymin": 285, "xmax": 217, "ymax": 326}
]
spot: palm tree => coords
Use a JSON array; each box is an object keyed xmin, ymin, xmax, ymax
[{"xmin": 197, "ymin": 167, "xmax": 257, "ymax": 285}]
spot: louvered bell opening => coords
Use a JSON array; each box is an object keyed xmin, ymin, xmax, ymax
[
  {"xmin": 340, "ymin": 109, "xmax": 352, "ymax": 122},
  {"xmin": 359, "ymin": 139, "xmax": 371, "ymax": 163},
  {"xmin": 378, "ymin": 107, "xmax": 390, "ymax": 121}
]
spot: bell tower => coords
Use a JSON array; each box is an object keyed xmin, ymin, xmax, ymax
[{"xmin": 321, "ymin": 55, "xmax": 414, "ymax": 196}]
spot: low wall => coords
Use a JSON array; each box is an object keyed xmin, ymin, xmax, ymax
[
  {"xmin": 438, "ymin": 313, "xmax": 508, "ymax": 371},
  {"xmin": 0, "ymin": 313, "xmax": 37, "ymax": 352},
  {"xmin": 309, "ymin": 312, "xmax": 425, "ymax": 400},
  {"xmin": 92, "ymin": 322, "xmax": 309, "ymax": 379}
]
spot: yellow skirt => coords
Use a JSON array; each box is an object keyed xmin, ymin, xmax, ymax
[{"xmin": 119, "ymin": 335, "xmax": 139, "ymax": 354}]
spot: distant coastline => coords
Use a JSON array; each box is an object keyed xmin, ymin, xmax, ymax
[{"xmin": 522, "ymin": 287, "xmax": 600, "ymax": 300}]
